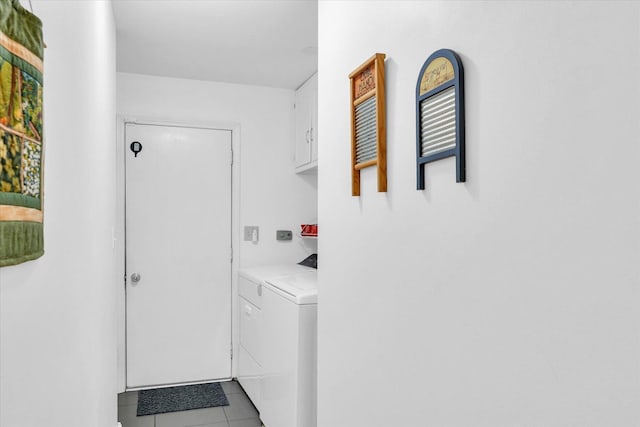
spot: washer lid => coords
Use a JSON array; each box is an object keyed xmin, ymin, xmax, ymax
[
  {"xmin": 264, "ymin": 271, "xmax": 318, "ymax": 304},
  {"xmin": 239, "ymin": 264, "xmax": 315, "ymax": 284}
]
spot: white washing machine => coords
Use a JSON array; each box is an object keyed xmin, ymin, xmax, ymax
[
  {"xmin": 260, "ymin": 270, "xmax": 318, "ymax": 427},
  {"xmin": 237, "ymin": 264, "xmax": 314, "ymax": 413}
]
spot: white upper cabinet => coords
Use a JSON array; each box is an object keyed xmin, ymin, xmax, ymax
[{"xmin": 295, "ymin": 73, "xmax": 318, "ymax": 173}]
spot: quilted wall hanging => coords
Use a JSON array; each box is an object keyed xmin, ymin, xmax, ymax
[{"xmin": 0, "ymin": 0, "xmax": 44, "ymax": 267}]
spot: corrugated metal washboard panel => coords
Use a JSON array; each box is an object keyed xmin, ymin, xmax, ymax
[
  {"xmin": 355, "ymin": 96, "xmax": 377, "ymax": 164},
  {"xmin": 420, "ymin": 86, "xmax": 456, "ymax": 157}
]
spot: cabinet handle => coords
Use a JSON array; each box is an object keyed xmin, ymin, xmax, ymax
[
  {"xmin": 305, "ymin": 129, "xmax": 310, "ymax": 143},
  {"xmin": 310, "ymin": 127, "xmax": 314, "ymax": 142}
]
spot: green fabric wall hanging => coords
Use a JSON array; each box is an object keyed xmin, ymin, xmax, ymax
[{"xmin": 0, "ymin": 0, "xmax": 43, "ymax": 267}]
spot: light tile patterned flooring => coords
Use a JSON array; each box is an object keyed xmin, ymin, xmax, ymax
[{"xmin": 118, "ymin": 380, "xmax": 262, "ymax": 427}]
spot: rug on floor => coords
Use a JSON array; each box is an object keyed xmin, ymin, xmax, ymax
[{"xmin": 137, "ymin": 382, "xmax": 229, "ymax": 416}]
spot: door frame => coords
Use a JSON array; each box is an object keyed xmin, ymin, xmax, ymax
[{"xmin": 115, "ymin": 116, "xmax": 241, "ymax": 392}]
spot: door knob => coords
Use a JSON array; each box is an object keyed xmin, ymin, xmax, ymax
[{"xmin": 130, "ymin": 273, "xmax": 141, "ymax": 284}]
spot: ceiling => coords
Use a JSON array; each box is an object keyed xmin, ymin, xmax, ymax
[{"xmin": 112, "ymin": 0, "xmax": 318, "ymax": 90}]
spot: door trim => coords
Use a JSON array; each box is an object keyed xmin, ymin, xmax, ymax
[{"xmin": 116, "ymin": 116, "xmax": 241, "ymax": 392}]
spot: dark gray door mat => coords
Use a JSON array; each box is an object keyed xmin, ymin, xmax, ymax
[{"xmin": 137, "ymin": 382, "xmax": 229, "ymax": 416}]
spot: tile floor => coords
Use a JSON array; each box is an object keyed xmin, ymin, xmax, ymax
[{"xmin": 118, "ymin": 380, "xmax": 262, "ymax": 427}]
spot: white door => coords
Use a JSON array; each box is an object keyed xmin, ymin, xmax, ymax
[{"xmin": 125, "ymin": 123, "xmax": 232, "ymax": 389}]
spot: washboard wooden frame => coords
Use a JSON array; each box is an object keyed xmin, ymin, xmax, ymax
[
  {"xmin": 415, "ymin": 49, "xmax": 465, "ymax": 190},
  {"xmin": 349, "ymin": 53, "xmax": 386, "ymax": 196}
]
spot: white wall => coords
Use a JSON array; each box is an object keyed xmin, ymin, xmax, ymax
[
  {"xmin": 117, "ymin": 72, "xmax": 318, "ymax": 268},
  {"xmin": 0, "ymin": 2, "xmax": 117, "ymax": 427},
  {"xmin": 116, "ymin": 72, "xmax": 318, "ymax": 385},
  {"xmin": 318, "ymin": 2, "xmax": 640, "ymax": 426}
]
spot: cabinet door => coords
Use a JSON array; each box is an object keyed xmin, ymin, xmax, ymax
[
  {"xmin": 295, "ymin": 77, "xmax": 313, "ymax": 168},
  {"xmin": 310, "ymin": 73, "xmax": 318, "ymax": 164}
]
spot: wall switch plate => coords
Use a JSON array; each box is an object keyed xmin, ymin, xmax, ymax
[
  {"xmin": 244, "ymin": 226, "xmax": 259, "ymax": 242},
  {"xmin": 276, "ymin": 230, "xmax": 293, "ymax": 241}
]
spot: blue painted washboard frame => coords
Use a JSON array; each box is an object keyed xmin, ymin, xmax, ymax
[{"xmin": 415, "ymin": 49, "xmax": 465, "ymax": 189}]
